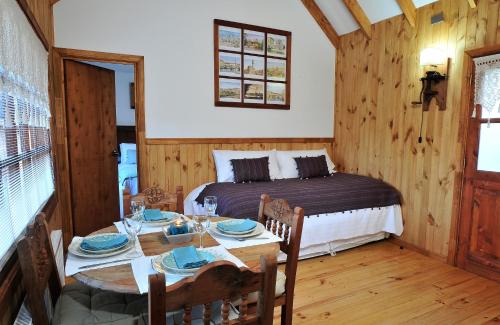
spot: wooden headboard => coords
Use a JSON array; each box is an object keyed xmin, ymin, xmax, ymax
[{"xmin": 117, "ymin": 125, "xmax": 136, "ymax": 150}]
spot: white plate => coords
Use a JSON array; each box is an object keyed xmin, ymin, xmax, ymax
[
  {"xmin": 215, "ymin": 219, "xmax": 257, "ymax": 235},
  {"xmin": 69, "ymin": 237, "xmax": 134, "ymax": 258},
  {"xmin": 134, "ymin": 211, "xmax": 186, "ymax": 227},
  {"xmin": 79, "ymin": 233, "xmax": 129, "ymax": 254},
  {"xmin": 210, "ymin": 222, "xmax": 265, "ymax": 239}
]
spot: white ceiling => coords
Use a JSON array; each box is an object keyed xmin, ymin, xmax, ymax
[{"xmin": 316, "ymin": 0, "xmax": 438, "ymax": 36}]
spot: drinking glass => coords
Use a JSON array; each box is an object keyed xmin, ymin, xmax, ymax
[
  {"xmin": 204, "ymin": 196, "xmax": 217, "ymax": 217},
  {"xmin": 122, "ymin": 214, "xmax": 143, "ymax": 257},
  {"xmin": 131, "ymin": 197, "xmax": 145, "ymax": 219},
  {"xmin": 192, "ymin": 215, "xmax": 209, "ymax": 248}
]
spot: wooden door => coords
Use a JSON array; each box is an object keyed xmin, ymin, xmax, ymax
[
  {"xmin": 457, "ymin": 66, "xmax": 500, "ymax": 282},
  {"xmin": 65, "ymin": 60, "xmax": 120, "ymax": 236}
]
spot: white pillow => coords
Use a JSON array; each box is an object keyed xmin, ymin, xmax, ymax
[
  {"xmin": 119, "ymin": 143, "xmax": 136, "ymax": 164},
  {"xmin": 212, "ymin": 150, "xmax": 282, "ymax": 182},
  {"xmin": 276, "ymin": 148, "xmax": 336, "ymax": 179}
]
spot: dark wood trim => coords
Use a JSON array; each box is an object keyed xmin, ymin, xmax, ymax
[
  {"xmin": 0, "ymin": 253, "xmax": 24, "ymax": 325},
  {"xmin": 300, "ymin": 0, "xmax": 340, "ymax": 48},
  {"xmin": 465, "ymin": 44, "xmax": 500, "ymax": 58},
  {"xmin": 145, "ymin": 137, "xmax": 335, "ymax": 145},
  {"xmin": 214, "ymin": 19, "xmax": 292, "ymax": 36},
  {"xmin": 53, "ymin": 47, "xmax": 146, "ymax": 247},
  {"xmin": 16, "ymin": 0, "xmax": 50, "ymax": 51},
  {"xmin": 214, "ymin": 20, "xmax": 291, "ymax": 110}
]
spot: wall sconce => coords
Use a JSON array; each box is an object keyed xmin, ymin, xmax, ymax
[{"xmin": 412, "ymin": 47, "xmax": 450, "ymax": 111}]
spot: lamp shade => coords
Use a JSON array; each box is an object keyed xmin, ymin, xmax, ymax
[{"xmin": 420, "ymin": 48, "xmax": 447, "ymax": 66}]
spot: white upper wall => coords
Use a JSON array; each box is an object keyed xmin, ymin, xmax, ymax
[
  {"xmin": 54, "ymin": 0, "xmax": 335, "ymax": 138},
  {"xmin": 317, "ymin": 0, "xmax": 438, "ymax": 35}
]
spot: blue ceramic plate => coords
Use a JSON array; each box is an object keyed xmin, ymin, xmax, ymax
[
  {"xmin": 160, "ymin": 250, "xmax": 217, "ymax": 274},
  {"xmin": 79, "ymin": 233, "xmax": 129, "ymax": 254},
  {"xmin": 216, "ymin": 219, "xmax": 257, "ymax": 235}
]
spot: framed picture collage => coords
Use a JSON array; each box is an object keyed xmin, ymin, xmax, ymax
[{"xmin": 214, "ymin": 19, "xmax": 291, "ymax": 110}]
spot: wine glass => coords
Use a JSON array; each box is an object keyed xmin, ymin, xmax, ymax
[
  {"xmin": 204, "ymin": 196, "xmax": 217, "ymax": 217},
  {"xmin": 131, "ymin": 197, "xmax": 145, "ymax": 219},
  {"xmin": 192, "ymin": 215, "xmax": 209, "ymax": 248},
  {"xmin": 122, "ymin": 214, "xmax": 143, "ymax": 257}
]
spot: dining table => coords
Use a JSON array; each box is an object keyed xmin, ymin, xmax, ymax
[{"xmin": 72, "ymin": 217, "xmax": 281, "ymax": 294}]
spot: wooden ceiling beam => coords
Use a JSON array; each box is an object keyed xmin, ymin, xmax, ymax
[
  {"xmin": 342, "ymin": 0, "xmax": 372, "ymax": 39},
  {"xmin": 467, "ymin": 0, "xmax": 477, "ymax": 8},
  {"xmin": 396, "ymin": 0, "xmax": 417, "ymax": 28},
  {"xmin": 301, "ymin": 0, "xmax": 340, "ymax": 49}
]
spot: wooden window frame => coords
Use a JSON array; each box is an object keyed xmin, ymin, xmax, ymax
[{"xmin": 214, "ymin": 19, "xmax": 291, "ymax": 110}]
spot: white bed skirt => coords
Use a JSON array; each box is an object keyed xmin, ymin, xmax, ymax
[{"xmin": 185, "ymin": 183, "xmax": 404, "ymax": 259}]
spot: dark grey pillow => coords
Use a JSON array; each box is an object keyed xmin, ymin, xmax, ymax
[
  {"xmin": 230, "ymin": 157, "xmax": 271, "ymax": 183},
  {"xmin": 294, "ymin": 155, "xmax": 330, "ymax": 179}
]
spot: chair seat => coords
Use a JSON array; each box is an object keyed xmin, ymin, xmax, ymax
[
  {"xmin": 233, "ymin": 270, "xmax": 286, "ymax": 305},
  {"xmin": 52, "ymin": 282, "xmax": 148, "ymax": 325}
]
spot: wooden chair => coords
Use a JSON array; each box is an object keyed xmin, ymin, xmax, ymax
[
  {"xmin": 123, "ymin": 185, "xmax": 184, "ymax": 215},
  {"xmin": 17, "ymin": 213, "xmax": 148, "ymax": 325},
  {"xmin": 148, "ymin": 255, "xmax": 278, "ymax": 325},
  {"xmin": 258, "ymin": 194, "xmax": 305, "ymax": 325}
]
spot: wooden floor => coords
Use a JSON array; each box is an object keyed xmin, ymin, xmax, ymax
[{"xmin": 276, "ymin": 241, "xmax": 500, "ymax": 324}]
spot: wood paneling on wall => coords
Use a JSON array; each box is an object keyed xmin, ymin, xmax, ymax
[
  {"xmin": 334, "ymin": 0, "xmax": 500, "ymax": 259},
  {"xmin": 142, "ymin": 139, "xmax": 334, "ymax": 195}
]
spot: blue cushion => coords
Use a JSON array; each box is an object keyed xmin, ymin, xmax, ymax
[
  {"xmin": 172, "ymin": 246, "xmax": 208, "ymax": 269},
  {"xmin": 125, "ymin": 149, "xmax": 137, "ymax": 164},
  {"xmin": 143, "ymin": 209, "xmax": 165, "ymax": 221},
  {"xmin": 217, "ymin": 219, "xmax": 256, "ymax": 233},
  {"xmin": 80, "ymin": 234, "xmax": 128, "ymax": 251}
]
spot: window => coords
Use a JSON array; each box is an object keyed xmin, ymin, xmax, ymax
[
  {"xmin": 474, "ymin": 54, "xmax": 500, "ymax": 173},
  {"xmin": 0, "ymin": 0, "xmax": 54, "ymax": 267},
  {"xmin": 214, "ymin": 19, "xmax": 291, "ymax": 110}
]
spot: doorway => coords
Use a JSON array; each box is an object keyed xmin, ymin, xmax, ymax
[
  {"xmin": 53, "ymin": 48, "xmax": 145, "ymax": 239},
  {"xmin": 81, "ymin": 61, "xmax": 139, "ymax": 220},
  {"xmin": 456, "ymin": 45, "xmax": 500, "ymax": 282}
]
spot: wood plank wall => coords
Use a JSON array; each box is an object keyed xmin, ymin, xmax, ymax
[
  {"xmin": 334, "ymin": 0, "xmax": 500, "ymax": 259},
  {"xmin": 142, "ymin": 139, "xmax": 334, "ymax": 195}
]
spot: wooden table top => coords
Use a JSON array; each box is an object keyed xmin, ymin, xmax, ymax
[{"xmin": 73, "ymin": 222, "xmax": 280, "ymax": 294}]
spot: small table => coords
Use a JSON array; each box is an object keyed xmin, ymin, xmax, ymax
[{"xmin": 73, "ymin": 222, "xmax": 280, "ymax": 294}]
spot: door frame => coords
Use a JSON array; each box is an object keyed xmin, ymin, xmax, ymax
[
  {"xmin": 448, "ymin": 43, "xmax": 500, "ymax": 267},
  {"xmin": 52, "ymin": 48, "xmax": 145, "ymax": 247}
]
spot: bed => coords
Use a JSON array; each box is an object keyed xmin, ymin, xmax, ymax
[
  {"xmin": 118, "ymin": 142, "xmax": 138, "ymax": 217},
  {"xmin": 184, "ymin": 149, "xmax": 404, "ymax": 260}
]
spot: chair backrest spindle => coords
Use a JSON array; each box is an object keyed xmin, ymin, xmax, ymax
[{"xmin": 148, "ymin": 255, "xmax": 277, "ymax": 325}]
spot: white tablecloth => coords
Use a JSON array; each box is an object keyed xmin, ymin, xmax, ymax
[
  {"xmin": 131, "ymin": 245, "xmax": 247, "ymax": 294},
  {"xmin": 65, "ymin": 237, "xmax": 144, "ymax": 276}
]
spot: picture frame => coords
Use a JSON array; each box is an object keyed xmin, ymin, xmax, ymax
[
  {"xmin": 214, "ymin": 19, "xmax": 291, "ymax": 110},
  {"xmin": 130, "ymin": 82, "xmax": 135, "ymax": 109}
]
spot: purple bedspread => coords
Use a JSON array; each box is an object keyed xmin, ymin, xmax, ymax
[{"xmin": 195, "ymin": 173, "xmax": 401, "ymax": 219}]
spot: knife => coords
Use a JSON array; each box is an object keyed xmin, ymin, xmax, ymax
[{"xmin": 78, "ymin": 258, "xmax": 132, "ymax": 270}]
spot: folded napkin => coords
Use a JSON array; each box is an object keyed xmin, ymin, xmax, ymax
[
  {"xmin": 217, "ymin": 219, "xmax": 257, "ymax": 233},
  {"xmin": 80, "ymin": 234, "xmax": 128, "ymax": 251},
  {"xmin": 172, "ymin": 246, "xmax": 208, "ymax": 269},
  {"xmin": 143, "ymin": 209, "xmax": 165, "ymax": 221}
]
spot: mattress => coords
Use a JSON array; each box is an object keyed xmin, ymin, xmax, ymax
[{"xmin": 185, "ymin": 183, "xmax": 404, "ymax": 259}]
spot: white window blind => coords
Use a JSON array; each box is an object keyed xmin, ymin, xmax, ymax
[{"xmin": 0, "ymin": 0, "xmax": 54, "ymax": 267}]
